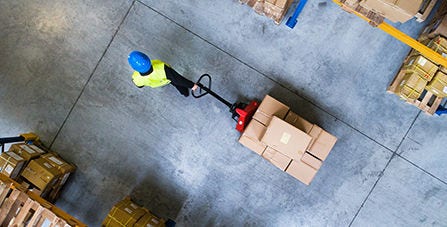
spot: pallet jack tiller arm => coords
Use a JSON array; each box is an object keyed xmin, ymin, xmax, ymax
[{"xmin": 192, "ymin": 74, "xmax": 259, "ymax": 132}]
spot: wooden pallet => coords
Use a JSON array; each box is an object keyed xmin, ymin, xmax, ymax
[
  {"xmin": 0, "ymin": 174, "xmax": 86, "ymax": 227},
  {"xmin": 416, "ymin": 0, "xmax": 439, "ymax": 22},
  {"xmin": 387, "ymin": 69, "xmax": 443, "ymax": 115}
]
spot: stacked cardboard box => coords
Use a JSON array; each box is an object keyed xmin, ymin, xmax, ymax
[
  {"xmin": 239, "ymin": 95, "xmax": 337, "ymax": 185},
  {"xmin": 395, "ymin": 54, "xmax": 439, "ymax": 100},
  {"xmin": 20, "ymin": 151, "xmax": 76, "ymax": 202},
  {"xmin": 9, "ymin": 143, "xmax": 46, "ymax": 163},
  {"xmin": 102, "ymin": 197, "xmax": 165, "ymax": 227},
  {"xmin": 359, "ymin": 0, "xmax": 423, "ymax": 23},
  {"xmin": 0, "ymin": 152, "xmax": 26, "ymax": 180},
  {"xmin": 388, "ymin": 8, "xmax": 447, "ymax": 114},
  {"xmin": 339, "ymin": 0, "xmax": 430, "ymax": 25},
  {"xmin": 240, "ymin": 0, "xmax": 294, "ymax": 24}
]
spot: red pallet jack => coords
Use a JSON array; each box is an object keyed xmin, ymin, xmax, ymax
[{"xmin": 192, "ymin": 74, "xmax": 259, "ymax": 132}]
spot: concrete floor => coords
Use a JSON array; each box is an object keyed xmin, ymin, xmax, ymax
[{"xmin": 1, "ymin": 0, "xmax": 447, "ymax": 226}]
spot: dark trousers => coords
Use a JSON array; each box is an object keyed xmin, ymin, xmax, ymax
[{"xmin": 164, "ymin": 66, "xmax": 195, "ymax": 97}]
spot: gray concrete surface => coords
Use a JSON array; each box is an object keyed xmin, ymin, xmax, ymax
[{"xmin": 1, "ymin": 0, "xmax": 446, "ymax": 226}]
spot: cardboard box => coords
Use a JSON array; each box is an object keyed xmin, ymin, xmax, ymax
[
  {"xmin": 0, "ymin": 152, "xmax": 26, "ymax": 179},
  {"xmin": 360, "ymin": 0, "xmax": 422, "ymax": 23},
  {"xmin": 301, "ymin": 152, "xmax": 323, "ymax": 170},
  {"xmin": 134, "ymin": 211, "xmax": 164, "ymax": 227},
  {"xmin": 284, "ymin": 111, "xmax": 313, "ymax": 133},
  {"xmin": 239, "ymin": 119, "xmax": 267, "ymax": 155},
  {"xmin": 9, "ymin": 143, "xmax": 44, "ymax": 161},
  {"xmin": 307, "ymin": 125, "xmax": 337, "ymax": 161},
  {"xmin": 41, "ymin": 153, "xmax": 76, "ymax": 175},
  {"xmin": 102, "ymin": 197, "xmax": 147, "ymax": 227},
  {"xmin": 403, "ymin": 55, "xmax": 438, "ymax": 81},
  {"xmin": 261, "ymin": 116, "xmax": 312, "ymax": 160},
  {"xmin": 397, "ymin": 71, "xmax": 428, "ymax": 100},
  {"xmin": 421, "ymin": 36, "xmax": 447, "ymax": 57},
  {"xmin": 285, "ymin": 160, "xmax": 318, "ymax": 185},
  {"xmin": 253, "ymin": 95, "xmax": 289, "ymax": 126},
  {"xmin": 21, "ymin": 158, "xmax": 61, "ymax": 190},
  {"xmin": 426, "ymin": 71, "xmax": 447, "ymax": 97},
  {"xmin": 262, "ymin": 147, "xmax": 292, "ymax": 171}
]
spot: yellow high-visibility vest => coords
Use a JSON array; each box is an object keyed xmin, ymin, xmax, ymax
[{"xmin": 132, "ymin": 60, "xmax": 171, "ymax": 88}]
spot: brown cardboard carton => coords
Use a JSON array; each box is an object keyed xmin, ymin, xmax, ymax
[
  {"xmin": 102, "ymin": 197, "xmax": 147, "ymax": 227},
  {"xmin": 421, "ymin": 36, "xmax": 447, "ymax": 57},
  {"xmin": 285, "ymin": 160, "xmax": 317, "ymax": 185},
  {"xmin": 403, "ymin": 55, "xmax": 438, "ymax": 81},
  {"xmin": 9, "ymin": 143, "xmax": 44, "ymax": 161},
  {"xmin": 0, "ymin": 152, "xmax": 26, "ymax": 179},
  {"xmin": 307, "ymin": 126, "xmax": 337, "ymax": 161},
  {"xmin": 284, "ymin": 111, "xmax": 313, "ymax": 133},
  {"xmin": 397, "ymin": 72, "xmax": 428, "ymax": 100},
  {"xmin": 360, "ymin": 0, "xmax": 422, "ymax": 23},
  {"xmin": 262, "ymin": 147, "xmax": 292, "ymax": 171},
  {"xmin": 21, "ymin": 158, "xmax": 61, "ymax": 190},
  {"xmin": 239, "ymin": 119, "xmax": 267, "ymax": 155},
  {"xmin": 253, "ymin": 95, "xmax": 289, "ymax": 126},
  {"xmin": 301, "ymin": 152, "xmax": 323, "ymax": 170},
  {"xmin": 261, "ymin": 116, "xmax": 312, "ymax": 160},
  {"xmin": 134, "ymin": 211, "xmax": 164, "ymax": 227},
  {"xmin": 426, "ymin": 71, "xmax": 447, "ymax": 97},
  {"xmin": 41, "ymin": 153, "xmax": 76, "ymax": 175}
]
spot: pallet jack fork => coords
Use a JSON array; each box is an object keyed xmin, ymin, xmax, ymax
[
  {"xmin": 0, "ymin": 133, "xmax": 39, "ymax": 153},
  {"xmin": 192, "ymin": 74, "xmax": 259, "ymax": 132}
]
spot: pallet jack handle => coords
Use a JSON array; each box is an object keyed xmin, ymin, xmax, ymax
[{"xmin": 192, "ymin": 74, "xmax": 233, "ymax": 109}]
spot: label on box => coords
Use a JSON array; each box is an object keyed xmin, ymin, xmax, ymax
[
  {"xmin": 29, "ymin": 145, "xmax": 45, "ymax": 153},
  {"xmin": 124, "ymin": 208, "xmax": 133, "ymax": 214},
  {"xmin": 443, "ymin": 86, "xmax": 447, "ymax": 93},
  {"xmin": 4, "ymin": 165, "xmax": 14, "ymax": 175},
  {"xmin": 43, "ymin": 162, "xmax": 53, "ymax": 169},
  {"xmin": 41, "ymin": 219, "xmax": 51, "ymax": 227},
  {"xmin": 417, "ymin": 57, "xmax": 427, "ymax": 66},
  {"xmin": 400, "ymin": 80, "xmax": 406, "ymax": 87},
  {"xmin": 20, "ymin": 145, "xmax": 36, "ymax": 154},
  {"xmin": 60, "ymin": 173, "xmax": 70, "ymax": 185},
  {"xmin": 48, "ymin": 156, "xmax": 63, "ymax": 165},
  {"xmin": 280, "ymin": 132, "xmax": 291, "ymax": 144},
  {"xmin": 8, "ymin": 152, "xmax": 23, "ymax": 161},
  {"xmin": 130, "ymin": 203, "xmax": 138, "ymax": 209}
]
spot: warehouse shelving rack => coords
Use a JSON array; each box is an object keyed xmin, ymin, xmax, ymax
[
  {"xmin": 332, "ymin": 0, "xmax": 446, "ymax": 67},
  {"xmin": 333, "ymin": 0, "xmax": 447, "ymax": 114}
]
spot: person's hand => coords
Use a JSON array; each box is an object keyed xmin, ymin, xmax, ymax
[{"xmin": 192, "ymin": 84, "xmax": 199, "ymax": 91}]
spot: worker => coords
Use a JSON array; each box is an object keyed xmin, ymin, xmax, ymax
[{"xmin": 128, "ymin": 51, "xmax": 198, "ymax": 97}]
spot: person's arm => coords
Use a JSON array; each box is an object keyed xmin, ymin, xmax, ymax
[{"xmin": 164, "ymin": 66, "xmax": 195, "ymax": 88}]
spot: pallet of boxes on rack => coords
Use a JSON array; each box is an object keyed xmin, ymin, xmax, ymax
[
  {"xmin": 238, "ymin": 95, "xmax": 337, "ymax": 185},
  {"xmin": 0, "ymin": 173, "xmax": 86, "ymax": 226},
  {"xmin": 388, "ymin": 7, "xmax": 447, "ymax": 115},
  {"xmin": 337, "ymin": 0, "xmax": 436, "ymax": 25},
  {"xmin": 102, "ymin": 196, "xmax": 174, "ymax": 227},
  {"xmin": 240, "ymin": 0, "xmax": 294, "ymax": 24},
  {"xmin": 0, "ymin": 143, "xmax": 76, "ymax": 202}
]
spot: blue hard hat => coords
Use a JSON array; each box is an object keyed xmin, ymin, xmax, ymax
[{"xmin": 128, "ymin": 51, "xmax": 151, "ymax": 73}]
